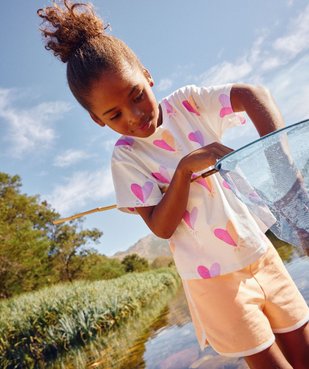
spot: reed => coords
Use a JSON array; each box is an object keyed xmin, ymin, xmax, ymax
[{"xmin": 0, "ymin": 268, "xmax": 180, "ymax": 368}]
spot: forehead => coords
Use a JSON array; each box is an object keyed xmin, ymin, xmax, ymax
[
  {"xmin": 92, "ymin": 67, "xmax": 145, "ymax": 95},
  {"xmin": 88, "ymin": 67, "xmax": 146, "ymax": 113}
]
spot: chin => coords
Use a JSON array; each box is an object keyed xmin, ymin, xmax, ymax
[{"xmin": 146, "ymin": 122, "xmax": 157, "ymax": 136}]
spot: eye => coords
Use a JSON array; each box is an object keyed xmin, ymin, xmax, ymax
[
  {"xmin": 134, "ymin": 90, "xmax": 144, "ymax": 102},
  {"xmin": 110, "ymin": 112, "xmax": 121, "ymax": 121}
]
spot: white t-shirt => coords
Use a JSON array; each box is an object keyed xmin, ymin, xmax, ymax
[{"xmin": 112, "ymin": 84, "xmax": 271, "ymax": 280}]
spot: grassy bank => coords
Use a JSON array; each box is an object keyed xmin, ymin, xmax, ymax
[
  {"xmin": 0, "ymin": 268, "xmax": 180, "ymax": 368},
  {"xmin": 49, "ymin": 286, "xmax": 178, "ymax": 369}
]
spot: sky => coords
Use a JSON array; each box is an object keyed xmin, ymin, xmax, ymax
[{"xmin": 1, "ymin": 0, "xmax": 309, "ymax": 256}]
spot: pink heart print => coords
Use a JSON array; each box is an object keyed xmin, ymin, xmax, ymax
[
  {"xmin": 182, "ymin": 99, "xmax": 200, "ymax": 116},
  {"xmin": 151, "ymin": 166, "xmax": 171, "ymax": 184},
  {"xmin": 192, "ymin": 174, "xmax": 213, "ymax": 194},
  {"xmin": 214, "ymin": 220, "xmax": 238, "ymax": 247},
  {"xmin": 214, "ymin": 229, "xmax": 237, "ymax": 246},
  {"xmin": 153, "ymin": 139, "xmax": 175, "ymax": 151},
  {"xmin": 153, "ymin": 130, "xmax": 176, "ymax": 152},
  {"xmin": 163, "ymin": 99, "xmax": 175, "ymax": 116},
  {"xmin": 219, "ymin": 94, "xmax": 246, "ymax": 124},
  {"xmin": 131, "ymin": 181, "xmax": 154, "ymax": 203},
  {"xmin": 183, "ymin": 207, "xmax": 198, "ymax": 230},
  {"xmin": 222, "ymin": 180, "xmax": 231, "ymax": 189},
  {"xmin": 188, "ymin": 130, "xmax": 204, "ymax": 146},
  {"xmin": 197, "ymin": 262, "xmax": 221, "ymax": 279},
  {"xmin": 115, "ymin": 136, "xmax": 134, "ymax": 147},
  {"xmin": 219, "ymin": 94, "xmax": 233, "ymax": 118}
]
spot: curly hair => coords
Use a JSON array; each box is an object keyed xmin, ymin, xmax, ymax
[{"xmin": 37, "ymin": 0, "xmax": 143, "ymax": 111}]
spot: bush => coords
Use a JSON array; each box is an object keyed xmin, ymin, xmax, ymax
[{"xmin": 121, "ymin": 253, "xmax": 149, "ymax": 272}]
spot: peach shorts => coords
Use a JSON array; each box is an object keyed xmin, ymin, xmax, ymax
[{"xmin": 183, "ymin": 244, "xmax": 309, "ymax": 357}]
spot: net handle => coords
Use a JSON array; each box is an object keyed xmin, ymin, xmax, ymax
[{"xmin": 52, "ymin": 165, "xmax": 219, "ymax": 224}]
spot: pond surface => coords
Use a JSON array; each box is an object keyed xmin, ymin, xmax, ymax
[
  {"xmin": 57, "ymin": 234, "xmax": 309, "ymax": 369},
  {"xmin": 140, "ymin": 255, "xmax": 309, "ymax": 369}
]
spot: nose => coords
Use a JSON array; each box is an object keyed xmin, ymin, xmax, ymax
[{"xmin": 128, "ymin": 105, "xmax": 145, "ymax": 126}]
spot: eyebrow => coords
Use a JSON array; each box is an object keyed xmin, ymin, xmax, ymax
[{"xmin": 102, "ymin": 85, "xmax": 138, "ymax": 116}]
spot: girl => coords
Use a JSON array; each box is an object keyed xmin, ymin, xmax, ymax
[{"xmin": 38, "ymin": 1, "xmax": 309, "ymax": 368}]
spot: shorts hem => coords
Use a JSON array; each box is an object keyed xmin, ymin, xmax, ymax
[
  {"xmin": 198, "ymin": 333, "xmax": 208, "ymax": 351},
  {"xmin": 215, "ymin": 335, "xmax": 275, "ymax": 358},
  {"xmin": 272, "ymin": 311, "xmax": 309, "ymax": 334}
]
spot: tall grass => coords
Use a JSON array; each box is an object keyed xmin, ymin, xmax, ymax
[
  {"xmin": 0, "ymin": 268, "xmax": 180, "ymax": 368},
  {"xmin": 49, "ymin": 288, "xmax": 176, "ymax": 369}
]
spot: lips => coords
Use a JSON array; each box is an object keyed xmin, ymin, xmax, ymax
[{"xmin": 139, "ymin": 117, "xmax": 151, "ymax": 131}]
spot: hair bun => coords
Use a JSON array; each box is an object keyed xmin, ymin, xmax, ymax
[{"xmin": 38, "ymin": 0, "xmax": 106, "ymax": 63}]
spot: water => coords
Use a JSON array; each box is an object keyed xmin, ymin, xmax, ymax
[
  {"xmin": 56, "ymin": 236, "xmax": 309, "ymax": 369},
  {"xmin": 141, "ymin": 255, "xmax": 309, "ymax": 369}
]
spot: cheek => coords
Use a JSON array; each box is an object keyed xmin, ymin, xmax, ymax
[
  {"xmin": 145, "ymin": 92, "xmax": 158, "ymax": 113},
  {"xmin": 111, "ymin": 123, "xmax": 129, "ymax": 135}
]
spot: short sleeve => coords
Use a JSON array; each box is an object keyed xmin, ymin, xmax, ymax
[
  {"xmin": 187, "ymin": 84, "xmax": 246, "ymax": 139},
  {"xmin": 111, "ymin": 157, "xmax": 163, "ymax": 214}
]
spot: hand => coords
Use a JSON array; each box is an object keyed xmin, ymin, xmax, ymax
[
  {"xmin": 137, "ymin": 142, "xmax": 233, "ymax": 239},
  {"xmin": 178, "ymin": 142, "xmax": 233, "ymax": 176}
]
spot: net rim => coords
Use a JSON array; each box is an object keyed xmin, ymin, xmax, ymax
[{"xmin": 215, "ymin": 118, "xmax": 309, "ymax": 170}]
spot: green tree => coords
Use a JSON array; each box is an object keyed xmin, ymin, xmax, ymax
[
  {"xmin": 80, "ymin": 253, "xmax": 125, "ymax": 280},
  {"xmin": 0, "ymin": 173, "xmax": 54, "ymax": 297},
  {"xmin": 51, "ymin": 221, "xmax": 102, "ymax": 282},
  {"xmin": 0, "ymin": 172, "xmax": 103, "ymax": 297},
  {"xmin": 121, "ymin": 254, "xmax": 149, "ymax": 273}
]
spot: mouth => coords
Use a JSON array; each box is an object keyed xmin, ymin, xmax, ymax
[{"xmin": 139, "ymin": 117, "xmax": 152, "ymax": 131}]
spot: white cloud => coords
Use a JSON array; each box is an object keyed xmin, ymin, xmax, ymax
[
  {"xmin": 156, "ymin": 78, "xmax": 173, "ymax": 92},
  {"xmin": 222, "ymin": 118, "xmax": 258, "ymax": 150},
  {"xmin": 45, "ymin": 168, "xmax": 114, "ymax": 215},
  {"xmin": 260, "ymin": 57, "xmax": 282, "ymax": 72},
  {"xmin": 267, "ymin": 55, "xmax": 309, "ymax": 123},
  {"xmin": 199, "ymin": 59, "xmax": 253, "ymax": 86},
  {"xmin": 273, "ymin": 4, "xmax": 309, "ymax": 58},
  {"xmin": 197, "ymin": 4, "xmax": 309, "ymax": 87},
  {"xmin": 219, "ymin": 55, "xmax": 309, "ymax": 149},
  {"xmin": 249, "ymin": 34, "xmax": 266, "ymax": 65},
  {"xmin": 103, "ymin": 139, "xmax": 116, "ymax": 152},
  {"xmin": 193, "ymin": 4, "xmax": 309, "ymax": 147},
  {"xmin": 54, "ymin": 149, "xmax": 93, "ymax": 168},
  {"xmin": 0, "ymin": 88, "xmax": 71, "ymax": 158}
]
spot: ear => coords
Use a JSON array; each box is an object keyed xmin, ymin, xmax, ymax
[
  {"xmin": 89, "ymin": 111, "xmax": 105, "ymax": 127},
  {"xmin": 143, "ymin": 68, "xmax": 154, "ymax": 87}
]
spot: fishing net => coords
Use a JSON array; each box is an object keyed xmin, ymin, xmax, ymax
[
  {"xmin": 216, "ymin": 119, "xmax": 309, "ymax": 253},
  {"xmin": 54, "ymin": 119, "xmax": 309, "ymax": 256}
]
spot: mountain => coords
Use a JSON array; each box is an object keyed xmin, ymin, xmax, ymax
[{"xmin": 112, "ymin": 233, "xmax": 171, "ymax": 261}]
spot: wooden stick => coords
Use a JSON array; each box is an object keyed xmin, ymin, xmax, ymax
[
  {"xmin": 53, "ymin": 166, "xmax": 218, "ymax": 225},
  {"xmin": 53, "ymin": 205, "xmax": 117, "ymax": 224}
]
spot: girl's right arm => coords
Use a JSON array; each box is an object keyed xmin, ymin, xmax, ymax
[{"xmin": 136, "ymin": 142, "xmax": 233, "ymax": 239}]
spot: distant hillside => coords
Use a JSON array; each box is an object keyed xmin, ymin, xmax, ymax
[{"xmin": 113, "ymin": 234, "xmax": 171, "ymax": 261}]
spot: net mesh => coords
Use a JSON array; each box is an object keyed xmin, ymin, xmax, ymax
[{"xmin": 217, "ymin": 119, "xmax": 309, "ymax": 253}]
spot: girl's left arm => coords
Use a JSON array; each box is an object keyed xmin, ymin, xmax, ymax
[{"xmin": 230, "ymin": 83, "xmax": 285, "ymax": 136}]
